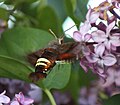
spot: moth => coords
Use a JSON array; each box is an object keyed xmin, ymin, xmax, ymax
[{"xmin": 27, "ymin": 29, "xmax": 81, "ymax": 82}]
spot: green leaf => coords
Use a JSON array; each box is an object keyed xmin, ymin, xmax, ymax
[
  {"xmin": 37, "ymin": 6, "xmax": 61, "ymax": 35},
  {"xmin": 0, "ymin": 27, "xmax": 54, "ymax": 83},
  {"xmin": 0, "ymin": 0, "xmax": 5, "ymax": 2},
  {"xmin": 75, "ymin": 0, "xmax": 88, "ymax": 22},
  {"xmin": 103, "ymin": 94, "xmax": 120, "ymax": 105},
  {"xmin": 64, "ymin": 0, "xmax": 75, "ymax": 16},
  {"xmin": 118, "ymin": 21, "xmax": 120, "ymax": 28},
  {"xmin": 0, "ymin": 27, "xmax": 54, "ymax": 59},
  {"xmin": 0, "ymin": 8, "xmax": 9, "ymax": 20},
  {"xmin": 19, "ymin": 3, "xmax": 38, "ymax": 17},
  {"xmin": 47, "ymin": 0, "xmax": 67, "ymax": 22},
  {"xmin": 0, "ymin": 55, "xmax": 32, "ymax": 82},
  {"xmin": 4, "ymin": 0, "xmax": 36, "ymax": 5},
  {"xmin": 65, "ymin": 0, "xmax": 88, "ymax": 24},
  {"xmin": 64, "ymin": 70, "xmax": 80, "ymax": 101},
  {"xmin": 64, "ymin": 0, "xmax": 79, "ymax": 24},
  {"xmin": 43, "ymin": 64, "xmax": 71, "ymax": 90}
]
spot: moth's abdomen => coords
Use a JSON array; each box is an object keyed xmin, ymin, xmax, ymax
[{"xmin": 35, "ymin": 58, "xmax": 52, "ymax": 72}]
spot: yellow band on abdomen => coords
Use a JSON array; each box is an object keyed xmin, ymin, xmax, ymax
[
  {"xmin": 35, "ymin": 62, "xmax": 47, "ymax": 67},
  {"xmin": 37, "ymin": 58, "xmax": 51, "ymax": 63}
]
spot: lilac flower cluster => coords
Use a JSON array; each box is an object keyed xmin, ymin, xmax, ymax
[
  {"xmin": 0, "ymin": 78, "xmax": 42, "ymax": 105},
  {"xmin": 78, "ymin": 86, "xmax": 102, "ymax": 105},
  {"xmin": 0, "ymin": 90, "xmax": 34, "ymax": 105},
  {"xmin": 53, "ymin": 91, "xmax": 75, "ymax": 105},
  {"xmin": 72, "ymin": 0, "xmax": 120, "ymax": 87}
]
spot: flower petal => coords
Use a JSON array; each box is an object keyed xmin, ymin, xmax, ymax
[
  {"xmin": 92, "ymin": 30, "xmax": 107, "ymax": 42},
  {"xmin": 114, "ymin": 2, "xmax": 120, "ymax": 9},
  {"xmin": 82, "ymin": 46, "xmax": 91, "ymax": 56},
  {"xmin": 80, "ymin": 21, "xmax": 91, "ymax": 35},
  {"xmin": 104, "ymin": 40, "xmax": 111, "ymax": 50},
  {"xmin": 84, "ymin": 34, "xmax": 92, "ymax": 42},
  {"xmin": 103, "ymin": 68, "xmax": 115, "ymax": 87},
  {"xmin": 114, "ymin": 71, "xmax": 120, "ymax": 86},
  {"xmin": 95, "ymin": 43, "xmax": 105, "ymax": 57},
  {"xmin": 111, "ymin": 44, "xmax": 116, "ymax": 51},
  {"xmin": 115, "ymin": 78, "xmax": 120, "ymax": 86},
  {"xmin": 86, "ymin": 53, "xmax": 99, "ymax": 63},
  {"xmin": 106, "ymin": 21, "xmax": 115, "ymax": 36},
  {"xmin": 10, "ymin": 101, "xmax": 20, "ymax": 105},
  {"xmin": 97, "ymin": 59, "xmax": 104, "ymax": 68},
  {"xmin": 80, "ymin": 60, "xmax": 88, "ymax": 72},
  {"xmin": 15, "ymin": 92, "xmax": 24, "ymax": 103},
  {"xmin": 0, "ymin": 95, "xmax": 10, "ymax": 104},
  {"xmin": 110, "ymin": 36, "xmax": 120, "ymax": 46},
  {"xmin": 86, "ymin": 7, "xmax": 92, "ymax": 21},
  {"xmin": 73, "ymin": 31, "xmax": 82, "ymax": 42},
  {"xmin": 112, "ymin": 33, "xmax": 120, "ymax": 36},
  {"xmin": 89, "ymin": 12, "xmax": 99, "ymax": 23},
  {"xmin": 15, "ymin": 92, "xmax": 34, "ymax": 105},
  {"xmin": 103, "ymin": 54, "xmax": 117, "ymax": 66},
  {"xmin": 97, "ymin": 71, "xmax": 107, "ymax": 78},
  {"xmin": 0, "ymin": 91, "xmax": 6, "ymax": 96},
  {"xmin": 23, "ymin": 98, "xmax": 34, "ymax": 105}
]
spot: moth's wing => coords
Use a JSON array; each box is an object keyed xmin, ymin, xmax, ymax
[
  {"xmin": 68, "ymin": 42, "xmax": 82, "ymax": 54},
  {"xmin": 57, "ymin": 42, "xmax": 82, "ymax": 60},
  {"xmin": 27, "ymin": 49, "xmax": 45, "ymax": 66},
  {"xmin": 57, "ymin": 53, "xmax": 76, "ymax": 61},
  {"xmin": 58, "ymin": 42, "xmax": 79, "ymax": 53}
]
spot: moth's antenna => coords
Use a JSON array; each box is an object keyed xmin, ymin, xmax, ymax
[
  {"xmin": 49, "ymin": 29, "xmax": 63, "ymax": 44},
  {"xmin": 49, "ymin": 25, "xmax": 77, "ymax": 44},
  {"xmin": 49, "ymin": 24, "xmax": 77, "ymax": 39},
  {"xmin": 49, "ymin": 29, "xmax": 58, "ymax": 40},
  {"xmin": 64, "ymin": 24, "xmax": 77, "ymax": 33}
]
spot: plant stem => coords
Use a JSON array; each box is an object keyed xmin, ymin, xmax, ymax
[{"xmin": 43, "ymin": 88, "xmax": 56, "ymax": 105}]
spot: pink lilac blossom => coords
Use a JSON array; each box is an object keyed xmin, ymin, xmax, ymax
[
  {"xmin": 0, "ymin": 78, "xmax": 42, "ymax": 104},
  {"xmin": 92, "ymin": 21, "xmax": 120, "ymax": 50},
  {"xmin": 70, "ymin": 1, "xmax": 120, "ymax": 104},
  {"xmin": 86, "ymin": 45, "xmax": 117, "ymax": 68},
  {"xmin": 85, "ymin": 44, "xmax": 117, "ymax": 76},
  {"xmin": 73, "ymin": 21, "xmax": 92, "ymax": 56},
  {"xmin": 53, "ymin": 91, "xmax": 75, "ymax": 105},
  {"xmin": 73, "ymin": 21, "xmax": 91, "ymax": 43},
  {"xmin": 10, "ymin": 92, "xmax": 34, "ymax": 105},
  {"xmin": 103, "ymin": 67, "xmax": 120, "ymax": 87},
  {"xmin": 97, "ymin": 77, "xmax": 120, "ymax": 96},
  {"xmin": 79, "ymin": 57, "xmax": 92, "ymax": 72},
  {"xmin": 72, "ymin": 0, "xmax": 120, "ymax": 83},
  {"xmin": 114, "ymin": 2, "xmax": 120, "ymax": 9},
  {"xmin": 93, "ymin": 1, "xmax": 112, "ymax": 20},
  {"xmin": 28, "ymin": 84, "xmax": 42, "ymax": 103},
  {"xmin": 0, "ymin": 90, "xmax": 10, "ymax": 105},
  {"xmin": 86, "ymin": 7, "xmax": 99, "ymax": 24},
  {"xmin": 94, "ymin": 0, "xmax": 120, "ymax": 20},
  {"xmin": 78, "ymin": 87, "xmax": 102, "ymax": 105}
]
